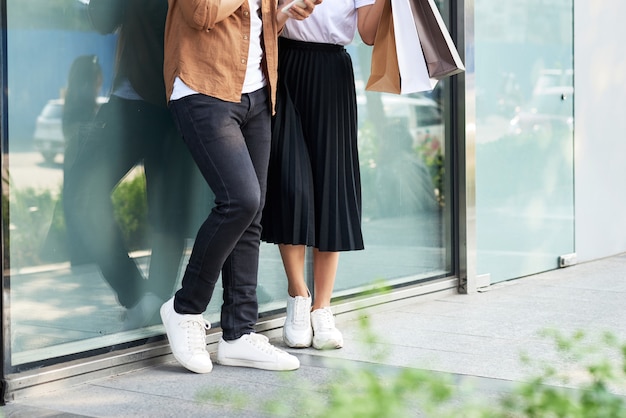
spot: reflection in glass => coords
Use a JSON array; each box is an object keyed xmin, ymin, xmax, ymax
[
  {"xmin": 5, "ymin": 0, "xmax": 206, "ymax": 367},
  {"xmin": 4, "ymin": 1, "xmax": 453, "ymax": 370},
  {"xmin": 333, "ymin": 42, "xmax": 451, "ymax": 295},
  {"xmin": 475, "ymin": 0, "xmax": 574, "ymax": 282}
]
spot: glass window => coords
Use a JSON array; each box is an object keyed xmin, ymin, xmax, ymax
[
  {"xmin": 2, "ymin": 0, "xmax": 455, "ymax": 373},
  {"xmin": 333, "ymin": 38, "xmax": 453, "ymax": 295},
  {"xmin": 474, "ymin": 0, "xmax": 574, "ymax": 283}
]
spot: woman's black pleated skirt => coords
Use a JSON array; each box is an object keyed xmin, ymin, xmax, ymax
[{"xmin": 261, "ymin": 37, "xmax": 364, "ymax": 252}]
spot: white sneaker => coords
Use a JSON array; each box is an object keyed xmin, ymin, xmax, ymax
[
  {"xmin": 160, "ymin": 297, "xmax": 213, "ymax": 374},
  {"xmin": 123, "ymin": 292, "xmax": 163, "ymax": 329},
  {"xmin": 216, "ymin": 333, "xmax": 300, "ymax": 371},
  {"xmin": 311, "ymin": 307, "xmax": 343, "ymax": 350},
  {"xmin": 283, "ymin": 294, "xmax": 312, "ymax": 348}
]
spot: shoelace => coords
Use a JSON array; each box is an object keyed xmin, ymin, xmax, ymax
[
  {"xmin": 182, "ymin": 319, "xmax": 210, "ymax": 353},
  {"xmin": 293, "ymin": 297, "xmax": 309, "ymax": 325},
  {"xmin": 314, "ymin": 308, "xmax": 335, "ymax": 331},
  {"xmin": 247, "ymin": 333, "xmax": 284, "ymax": 356}
]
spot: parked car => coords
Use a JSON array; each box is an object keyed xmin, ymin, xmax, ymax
[
  {"xmin": 509, "ymin": 86, "xmax": 574, "ymax": 137},
  {"xmin": 33, "ymin": 99, "xmax": 65, "ymax": 163},
  {"xmin": 33, "ymin": 96, "xmax": 107, "ymax": 163},
  {"xmin": 356, "ymin": 88, "xmax": 444, "ymax": 151},
  {"xmin": 532, "ymin": 68, "xmax": 573, "ymax": 96}
]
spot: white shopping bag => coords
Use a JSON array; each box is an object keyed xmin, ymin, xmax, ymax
[{"xmin": 390, "ymin": 0, "xmax": 438, "ymax": 94}]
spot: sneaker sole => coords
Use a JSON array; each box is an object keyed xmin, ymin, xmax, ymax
[
  {"xmin": 284, "ymin": 340, "xmax": 312, "ymax": 348},
  {"xmin": 175, "ymin": 356, "xmax": 213, "ymax": 374},
  {"xmin": 312, "ymin": 338, "xmax": 343, "ymax": 350},
  {"xmin": 283, "ymin": 330, "xmax": 312, "ymax": 348},
  {"xmin": 216, "ymin": 357, "xmax": 299, "ymax": 371}
]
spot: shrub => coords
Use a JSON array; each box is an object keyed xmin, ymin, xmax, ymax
[
  {"xmin": 6, "ymin": 172, "xmax": 149, "ymax": 268},
  {"xmin": 110, "ymin": 173, "xmax": 149, "ymax": 251}
]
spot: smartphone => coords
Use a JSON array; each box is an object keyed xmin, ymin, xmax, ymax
[{"xmin": 281, "ymin": 0, "xmax": 306, "ymax": 13}]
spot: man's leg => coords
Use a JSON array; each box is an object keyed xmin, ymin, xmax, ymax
[
  {"xmin": 161, "ymin": 90, "xmax": 298, "ymax": 372},
  {"xmin": 63, "ymin": 96, "xmax": 146, "ymax": 309}
]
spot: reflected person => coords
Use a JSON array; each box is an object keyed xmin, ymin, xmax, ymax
[
  {"xmin": 63, "ymin": 0, "xmax": 193, "ymax": 328},
  {"xmin": 373, "ymin": 121, "xmax": 439, "ymax": 217},
  {"xmin": 62, "ymin": 55, "xmax": 102, "ymax": 153},
  {"xmin": 58, "ymin": 54, "xmax": 103, "ymax": 265}
]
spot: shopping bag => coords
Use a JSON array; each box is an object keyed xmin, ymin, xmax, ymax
[
  {"xmin": 409, "ymin": 0, "xmax": 465, "ymax": 79},
  {"xmin": 365, "ymin": 0, "xmax": 401, "ymax": 94},
  {"xmin": 390, "ymin": 0, "xmax": 437, "ymax": 94}
]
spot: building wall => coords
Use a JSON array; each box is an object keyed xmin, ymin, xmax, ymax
[{"xmin": 574, "ymin": 1, "xmax": 626, "ymax": 262}]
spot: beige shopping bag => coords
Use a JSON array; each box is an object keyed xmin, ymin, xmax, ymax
[{"xmin": 365, "ymin": 0, "xmax": 401, "ymax": 94}]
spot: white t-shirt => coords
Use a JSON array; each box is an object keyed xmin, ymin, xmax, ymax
[
  {"xmin": 281, "ymin": 0, "xmax": 376, "ymax": 46},
  {"xmin": 242, "ymin": 0, "xmax": 265, "ymax": 93}
]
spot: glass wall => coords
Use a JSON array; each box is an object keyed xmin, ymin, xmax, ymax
[
  {"xmin": 474, "ymin": 0, "xmax": 574, "ymax": 282},
  {"xmin": 335, "ymin": 38, "xmax": 454, "ymax": 297},
  {"xmin": 2, "ymin": 0, "xmax": 454, "ymax": 374}
]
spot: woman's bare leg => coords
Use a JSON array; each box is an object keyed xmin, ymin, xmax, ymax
[
  {"xmin": 280, "ymin": 244, "xmax": 313, "ymax": 347},
  {"xmin": 312, "ymin": 249, "xmax": 339, "ymax": 309},
  {"xmin": 310, "ymin": 249, "xmax": 342, "ymax": 349},
  {"xmin": 278, "ymin": 244, "xmax": 309, "ymax": 297}
]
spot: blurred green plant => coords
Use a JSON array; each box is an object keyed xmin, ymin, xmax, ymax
[
  {"xmin": 110, "ymin": 174, "xmax": 149, "ymax": 251},
  {"xmin": 6, "ymin": 186, "xmax": 58, "ymax": 268},
  {"xmin": 415, "ymin": 134, "xmax": 444, "ymax": 207},
  {"xmin": 494, "ymin": 329, "xmax": 626, "ymax": 418},
  {"xmin": 198, "ymin": 318, "xmax": 626, "ymax": 418},
  {"xmin": 6, "ymin": 173, "xmax": 149, "ymax": 268}
]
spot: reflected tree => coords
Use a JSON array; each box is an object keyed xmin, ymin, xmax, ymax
[{"xmin": 7, "ymin": 0, "xmax": 92, "ymax": 30}]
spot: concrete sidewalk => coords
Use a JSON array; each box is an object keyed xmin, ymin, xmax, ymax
[{"xmin": 2, "ymin": 253, "xmax": 626, "ymax": 417}]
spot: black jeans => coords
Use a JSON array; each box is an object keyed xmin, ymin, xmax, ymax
[
  {"xmin": 169, "ymin": 88, "xmax": 271, "ymax": 340},
  {"xmin": 63, "ymin": 95, "xmax": 194, "ymax": 308}
]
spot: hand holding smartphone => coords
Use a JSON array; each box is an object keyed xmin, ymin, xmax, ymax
[{"xmin": 281, "ymin": 0, "xmax": 306, "ymax": 13}]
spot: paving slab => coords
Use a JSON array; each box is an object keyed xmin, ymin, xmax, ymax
[{"xmin": 2, "ymin": 253, "xmax": 626, "ymax": 417}]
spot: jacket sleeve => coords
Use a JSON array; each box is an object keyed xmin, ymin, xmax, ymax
[
  {"xmin": 170, "ymin": 0, "xmax": 220, "ymax": 31},
  {"xmin": 88, "ymin": 0, "xmax": 126, "ymax": 34}
]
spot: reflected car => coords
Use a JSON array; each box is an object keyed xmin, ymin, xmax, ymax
[
  {"xmin": 356, "ymin": 91, "xmax": 444, "ymax": 151},
  {"xmin": 532, "ymin": 69, "xmax": 573, "ymax": 96},
  {"xmin": 33, "ymin": 97, "xmax": 107, "ymax": 163},
  {"xmin": 33, "ymin": 99, "xmax": 64, "ymax": 163},
  {"xmin": 509, "ymin": 86, "xmax": 574, "ymax": 137}
]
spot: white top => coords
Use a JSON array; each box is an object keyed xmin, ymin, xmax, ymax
[
  {"xmin": 281, "ymin": 0, "xmax": 375, "ymax": 46},
  {"xmin": 171, "ymin": 0, "xmax": 266, "ymax": 101},
  {"xmin": 112, "ymin": 78, "xmax": 143, "ymax": 101},
  {"xmin": 242, "ymin": 0, "xmax": 266, "ymax": 93}
]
